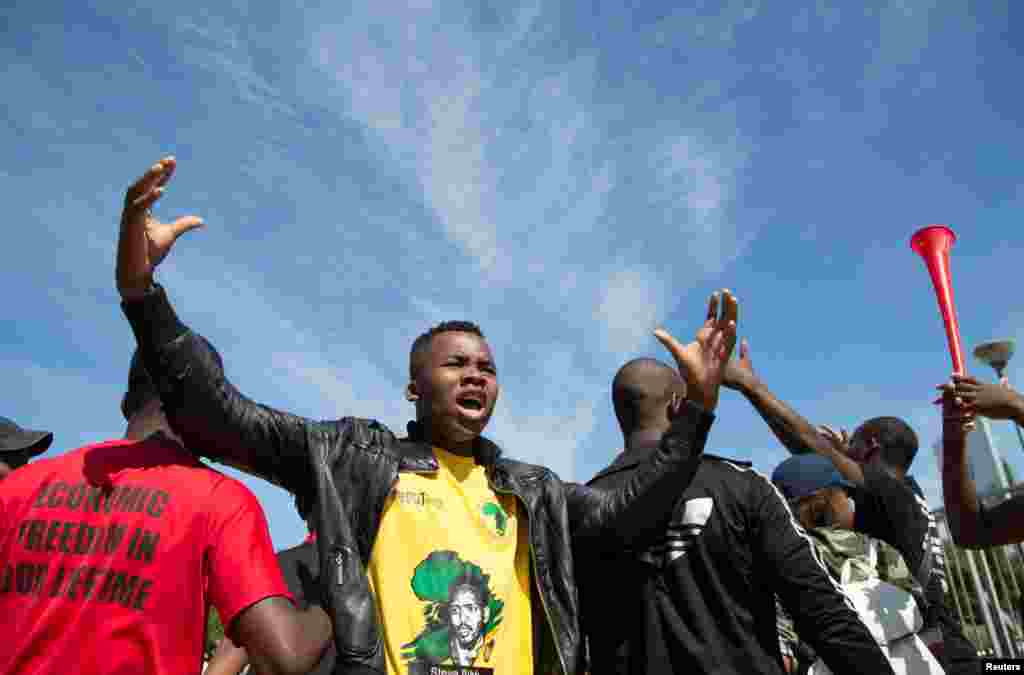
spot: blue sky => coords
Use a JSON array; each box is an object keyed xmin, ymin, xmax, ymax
[{"xmin": 2, "ymin": 0, "xmax": 1022, "ymax": 549}]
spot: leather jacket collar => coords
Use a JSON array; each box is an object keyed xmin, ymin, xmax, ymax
[{"xmin": 401, "ymin": 421, "xmax": 503, "ymax": 472}]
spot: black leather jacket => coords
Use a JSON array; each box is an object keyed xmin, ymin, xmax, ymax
[{"xmin": 123, "ymin": 285, "xmax": 714, "ymax": 675}]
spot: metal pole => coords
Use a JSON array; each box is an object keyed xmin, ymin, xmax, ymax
[
  {"xmin": 995, "ymin": 545, "xmax": 1023, "ymax": 652},
  {"xmin": 947, "ymin": 544, "xmax": 969, "ymax": 626},
  {"xmin": 999, "ymin": 545, "xmax": 1021, "ymax": 597},
  {"xmin": 978, "ymin": 546, "xmax": 1016, "ymax": 656},
  {"xmin": 991, "ymin": 547, "xmax": 1021, "ymax": 656},
  {"xmin": 938, "ymin": 516, "xmax": 969, "ymax": 624},
  {"xmin": 944, "ymin": 513, "xmax": 978, "ymax": 626},
  {"xmin": 966, "ymin": 548, "xmax": 1003, "ymax": 656},
  {"xmin": 943, "ymin": 527, "xmax": 972, "ymax": 626}
]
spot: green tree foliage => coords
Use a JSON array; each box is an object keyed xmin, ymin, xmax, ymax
[{"xmin": 206, "ymin": 607, "xmax": 225, "ymax": 658}]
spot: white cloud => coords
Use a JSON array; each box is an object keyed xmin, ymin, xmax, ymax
[
  {"xmin": 175, "ymin": 13, "xmax": 297, "ymax": 118},
  {"xmin": 596, "ymin": 268, "xmax": 667, "ymax": 356},
  {"xmin": 154, "ymin": 0, "xmax": 755, "ymax": 494},
  {"xmin": 486, "ymin": 346, "xmax": 599, "ymax": 480}
]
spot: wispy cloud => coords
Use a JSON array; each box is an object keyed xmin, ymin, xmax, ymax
[
  {"xmin": 175, "ymin": 12, "xmax": 297, "ymax": 118},
  {"xmin": 8, "ymin": 0, "xmax": 1023, "ymax": 548},
  {"xmin": 309, "ymin": 1, "xmax": 749, "ymax": 350}
]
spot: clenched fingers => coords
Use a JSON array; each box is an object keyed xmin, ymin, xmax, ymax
[
  {"xmin": 132, "ymin": 186, "xmax": 165, "ymax": 213},
  {"xmin": 817, "ymin": 425, "xmax": 847, "ymax": 450},
  {"xmin": 719, "ymin": 289, "xmax": 738, "ymax": 327},
  {"xmin": 705, "ymin": 292, "xmax": 720, "ymax": 322}
]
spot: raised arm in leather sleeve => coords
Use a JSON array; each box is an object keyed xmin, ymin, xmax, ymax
[
  {"xmin": 121, "ymin": 284, "xmax": 317, "ymax": 498},
  {"xmin": 757, "ymin": 475, "xmax": 895, "ymax": 675},
  {"xmin": 566, "ymin": 400, "xmax": 712, "ymax": 551}
]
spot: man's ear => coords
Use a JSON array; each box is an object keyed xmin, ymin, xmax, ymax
[{"xmin": 406, "ymin": 381, "xmax": 419, "ymax": 402}]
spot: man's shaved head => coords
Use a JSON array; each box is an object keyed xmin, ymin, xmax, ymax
[{"xmin": 612, "ymin": 358, "xmax": 686, "ymax": 434}]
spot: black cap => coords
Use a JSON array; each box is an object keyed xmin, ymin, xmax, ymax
[
  {"xmin": 121, "ymin": 351, "xmax": 159, "ymax": 421},
  {"xmin": 0, "ymin": 416, "xmax": 53, "ymax": 457}
]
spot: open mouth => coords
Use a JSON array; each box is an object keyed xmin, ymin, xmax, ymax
[{"xmin": 456, "ymin": 392, "xmax": 486, "ymax": 412}]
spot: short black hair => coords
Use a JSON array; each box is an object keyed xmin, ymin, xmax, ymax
[
  {"xmin": 121, "ymin": 351, "xmax": 159, "ymax": 421},
  {"xmin": 448, "ymin": 570, "xmax": 490, "ymax": 608},
  {"xmin": 409, "ymin": 321, "xmax": 486, "ymax": 379},
  {"xmin": 611, "ymin": 358, "xmax": 683, "ymax": 434},
  {"xmin": 853, "ymin": 416, "xmax": 919, "ymax": 470}
]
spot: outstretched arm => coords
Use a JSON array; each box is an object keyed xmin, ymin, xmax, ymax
[
  {"xmin": 567, "ymin": 398, "xmax": 713, "ymax": 548},
  {"xmin": 941, "ymin": 376, "xmax": 1024, "ymax": 548},
  {"xmin": 724, "ymin": 340, "xmax": 864, "ymax": 484},
  {"xmin": 116, "ymin": 157, "xmax": 319, "ymax": 497},
  {"xmin": 569, "ymin": 290, "xmax": 735, "ymax": 547}
]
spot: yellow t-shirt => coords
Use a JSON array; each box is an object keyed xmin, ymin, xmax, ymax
[{"xmin": 368, "ymin": 447, "xmax": 534, "ymax": 675}]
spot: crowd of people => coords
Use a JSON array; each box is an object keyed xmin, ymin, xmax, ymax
[{"xmin": 1, "ymin": 156, "xmax": 1021, "ymax": 674}]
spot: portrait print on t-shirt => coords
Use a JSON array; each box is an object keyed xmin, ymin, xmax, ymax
[{"xmin": 401, "ymin": 550, "xmax": 504, "ymax": 674}]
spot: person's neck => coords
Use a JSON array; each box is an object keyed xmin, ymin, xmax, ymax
[
  {"xmin": 876, "ymin": 461, "xmax": 906, "ymax": 481},
  {"xmin": 416, "ymin": 421, "xmax": 477, "ymax": 457},
  {"xmin": 434, "ymin": 436, "xmax": 476, "ymax": 457},
  {"xmin": 124, "ymin": 416, "xmax": 182, "ymax": 445},
  {"xmin": 623, "ymin": 425, "xmax": 670, "ymax": 454}
]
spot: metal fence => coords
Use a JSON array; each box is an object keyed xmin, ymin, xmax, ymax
[{"xmin": 931, "ymin": 484, "xmax": 1024, "ymax": 657}]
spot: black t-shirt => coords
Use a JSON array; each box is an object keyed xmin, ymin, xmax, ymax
[{"xmin": 853, "ymin": 463, "xmax": 932, "ymax": 583}]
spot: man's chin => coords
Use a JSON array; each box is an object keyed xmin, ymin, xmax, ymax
[{"xmin": 453, "ymin": 410, "xmax": 492, "ymax": 435}]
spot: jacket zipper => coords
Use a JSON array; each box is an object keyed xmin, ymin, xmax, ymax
[{"xmin": 490, "ymin": 478, "xmax": 568, "ymax": 675}]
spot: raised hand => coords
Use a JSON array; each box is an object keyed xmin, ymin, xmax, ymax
[
  {"xmin": 653, "ymin": 289, "xmax": 739, "ymax": 412},
  {"xmin": 117, "ymin": 156, "xmax": 204, "ymax": 299},
  {"xmin": 723, "ymin": 338, "xmax": 757, "ymax": 392},
  {"xmin": 942, "ymin": 375, "xmax": 1024, "ymax": 422},
  {"xmin": 817, "ymin": 425, "xmax": 851, "ymax": 457},
  {"xmin": 937, "ymin": 376, "xmax": 977, "ymax": 435}
]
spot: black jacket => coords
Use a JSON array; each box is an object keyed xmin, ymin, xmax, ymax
[
  {"xmin": 123, "ymin": 285, "xmax": 713, "ymax": 675},
  {"xmin": 578, "ymin": 451, "xmax": 894, "ymax": 675}
]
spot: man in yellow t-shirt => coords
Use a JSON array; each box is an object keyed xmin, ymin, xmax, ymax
[{"xmin": 115, "ymin": 156, "xmax": 736, "ymax": 675}]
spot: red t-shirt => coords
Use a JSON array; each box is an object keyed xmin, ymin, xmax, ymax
[{"xmin": 0, "ymin": 435, "xmax": 291, "ymax": 674}]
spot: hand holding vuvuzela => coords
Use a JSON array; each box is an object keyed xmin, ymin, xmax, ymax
[
  {"xmin": 937, "ymin": 378, "xmax": 977, "ymax": 436},
  {"xmin": 117, "ymin": 156, "xmax": 204, "ymax": 299},
  {"xmin": 654, "ymin": 289, "xmax": 739, "ymax": 413},
  {"xmin": 938, "ymin": 375, "xmax": 1024, "ymax": 423}
]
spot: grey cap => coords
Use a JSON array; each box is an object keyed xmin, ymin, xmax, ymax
[{"xmin": 0, "ymin": 416, "xmax": 53, "ymax": 457}]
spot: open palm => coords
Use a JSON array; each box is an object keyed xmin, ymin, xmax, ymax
[
  {"xmin": 117, "ymin": 156, "xmax": 204, "ymax": 297},
  {"xmin": 654, "ymin": 289, "xmax": 739, "ymax": 412}
]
